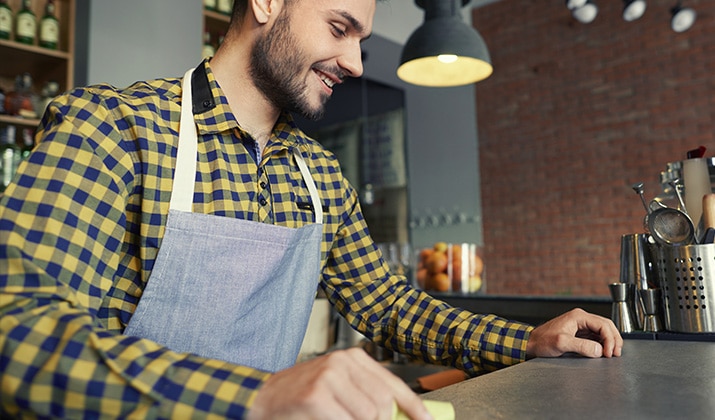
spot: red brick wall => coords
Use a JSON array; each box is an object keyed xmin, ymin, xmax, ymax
[{"xmin": 473, "ymin": 0, "xmax": 715, "ymax": 296}]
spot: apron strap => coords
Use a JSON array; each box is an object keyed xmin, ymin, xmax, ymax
[
  {"xmin": 294, "ymin": 151, "xmax": 323, "ymax": 225},
  {"xmin": 169, "ymin": 68, "xmax": 199, "ymax": 212},
  {"xmin": 171, "ymin": 67, "xmax": 323, "ymax": 226}
]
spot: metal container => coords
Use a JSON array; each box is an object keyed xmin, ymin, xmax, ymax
[{"xmin": 657, "ymin": 244, "xmax": 715, "ymax": 332}]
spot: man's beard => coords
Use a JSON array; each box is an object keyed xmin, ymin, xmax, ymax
[{"xmin": 249, "ymin": 10, "xmax": 329, "ymax": 121}]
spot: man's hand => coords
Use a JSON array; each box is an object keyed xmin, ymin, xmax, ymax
[
  {"xmin": 526, "ymin": 308, "xmax": 624, "ymax": 359},
  {"xmin": 247, "ymin": 347, "xmax": 433, "ymax": 420}
]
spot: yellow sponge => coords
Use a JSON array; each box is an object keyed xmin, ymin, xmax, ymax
[{"xmin": 393, "ymin": 400, "xmax": 455, "ymax": 420}]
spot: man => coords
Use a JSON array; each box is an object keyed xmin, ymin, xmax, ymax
[{"xmin": 0, "ymin": 0, "xmax": 622, "ymax": 418}]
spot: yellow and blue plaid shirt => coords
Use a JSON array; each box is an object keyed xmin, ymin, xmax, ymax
[{"xmin": 0, "ymin": 60, "xmax": 532, "ymax": 418}]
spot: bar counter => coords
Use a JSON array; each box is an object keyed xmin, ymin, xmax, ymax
[{"xmin": 423, "ymin": 339, "xmax": 715, "ymax": 419}]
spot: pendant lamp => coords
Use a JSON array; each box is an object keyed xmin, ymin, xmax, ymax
[
  {"xmin": 671, "ymin": 1, "xmax": 696, "ymax": 32},
  {"xmin": 397, "ymin": 0, "xmax": 492, "ymax": 88},
  {"xmin": 622, "ymin": 0, "xmax": 646, "ymax": 21}
]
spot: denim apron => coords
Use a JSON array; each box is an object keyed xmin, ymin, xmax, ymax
[{"xmin": 124, "ymin": 68, "xmax": 324, "ymax": 373}]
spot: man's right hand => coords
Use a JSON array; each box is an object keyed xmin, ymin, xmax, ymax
[{"xmin": 247, "ymin": 347, "xmax": 433, "ymax": 420}]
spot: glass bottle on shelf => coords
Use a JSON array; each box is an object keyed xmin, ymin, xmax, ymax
[
  {"xmin": 204, "ymin": 0, "xmax": 216, "ymax": 12},
  {"xmin": 201, "ymin": 31, "xmax": 215, "ymax": 59},
  {"xmin": 0, "ymin": 0, "xmax": 12, "ymax": 40},
  {"xmin": 217, "ymin": 0, "xmax": 233, "ymax": 15},
  {"xmin": 5, "ymin": 73, "xmax": 38, "ymax": 118},
  {"xmin": 0, "ymin": 125, "xmax": 20, "ymax": 192},
  {"xmin": 38, "ymin": 80, "xmax": 59, "ymax": 117},
  {"xmin": 0, "ymin": 87, "xmax": 6, "ymax": 114},
  {"xmin": 15, "ymin": 0, "xmax": 36, "ymax": 45},
  {"xmin": 39, "ymin": 0, "xmax": 59, "ymax": 50},
  {"xmin": 20, "ymin": 128, "xmax": 35, "ymax": 160}
]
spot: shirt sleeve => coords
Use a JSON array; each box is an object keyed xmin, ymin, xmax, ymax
[
  {"xmin": 320, "ymin": 180, "xmax": 534, "ymax": 376},
  {"xmin": 0, "ymin": 91, "xmax": 269, "ymax": 418}
]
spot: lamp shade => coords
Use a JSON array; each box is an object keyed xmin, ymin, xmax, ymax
[
  {"xmin": 572, "ymin": 1, "xmax": 599, "ymax": 23},
  {"xmin": 622, "ymin": 0, "xmax": 646, "ymax": 21},
  {"xmin": 671, "ymin": 5, "xmax": 696, "ymax": 32},
  {"xmin": 397, "ymin": 0, "xmax": 492, "ymax": 87}
]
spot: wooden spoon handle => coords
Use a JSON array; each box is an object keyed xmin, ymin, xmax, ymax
[{"xmin": 702, "ymin": 193, "xmax": 715, "ymax": 229}]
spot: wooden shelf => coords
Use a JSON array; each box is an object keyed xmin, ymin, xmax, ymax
[
  {"xmin": 203, "ymin": 9, "xmax": 230, "ymax": 24},
  {"xmin": 203, "ymin": 9, "xmax": 230, "ymax": 52},
  {"xmin": 0, "ymin": 39, "xmax": 71, "ymax": 92},
  {"xmin": 0, "ymin": 114, "xmax": 41, "ymax": 128},
  {"xmin": 1, "ymin": 0, "xmax": 75, "ymax": 148}
]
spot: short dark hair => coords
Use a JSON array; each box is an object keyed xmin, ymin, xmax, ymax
[{"xmin": 230, "ymin": 0, "xmax": 384, "ymax": 24}]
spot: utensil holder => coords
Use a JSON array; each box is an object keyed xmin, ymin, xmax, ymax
[{"xmin": 656, "ymin": 244, "xmax": 715, "ymax": 332}]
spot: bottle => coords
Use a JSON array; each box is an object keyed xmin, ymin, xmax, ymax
[
  {"xmin": 217, "ymin": 0, "xmax": 232, "ymax": 15},
  {"xmin": 201, "ymin": 31, "xmax": 215, "ymax": 59},
  {"xmin": 37, "ymin": 80, "xmax": 59, "ymax": 116},
  {"xmin": 15, "ymin": 0, "xmax": 36, "ymax": 45},
  {"xmin": 203, "ymin": 0, "xmax": 216, "ymax": 12},
  {"xmin": 39, "ymin": 0, "xmax": 59, "ymax": 49},
  {"xmin": 0, "ymin": 0, "xmax": 12, "ymax": 40},
  {"xmin": 20, "ymin": 128, "xmax": 34, "ymax": 160},
  {"xmin": 0, "ymin": 87, "xmax": 6, "ymax": 114},
  {"xmin": 0, "ymin": 125, "xmax": 20, "ymax": 192},
  {"xmin": 5, "ymin": 73, "xmax": 38, "ymax": 118}
]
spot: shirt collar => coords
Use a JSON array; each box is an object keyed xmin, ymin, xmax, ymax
[{"xmin": 190, "ymin": 60, "xmax": 313, "ymax": 154}]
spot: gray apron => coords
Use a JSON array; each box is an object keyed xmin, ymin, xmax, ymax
[{"xmin": 124, "ymin": 68, "xmax": 324, "ymax": 373}]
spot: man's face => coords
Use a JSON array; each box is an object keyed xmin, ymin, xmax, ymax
[{"xmin": 249, "ymin": 0, "xmax": 375, "ymax": 120}]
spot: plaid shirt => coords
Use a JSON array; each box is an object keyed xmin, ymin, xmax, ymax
[{"xmin": 0, "ymin": 60, "xmax": 533, "ymax": 418}]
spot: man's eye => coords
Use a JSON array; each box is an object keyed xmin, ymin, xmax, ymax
[{"xmin": 331, "ymin": 24, "xmax": 347, "ymax": 37}]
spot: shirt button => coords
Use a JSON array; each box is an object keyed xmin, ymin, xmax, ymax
[
  {"xmin": 260, "ymin": 181, "xmax": 267, "ymax": 189},
  {"xmin": 260, "ymin": 198, "xmax": 268, "ymax": 206}
]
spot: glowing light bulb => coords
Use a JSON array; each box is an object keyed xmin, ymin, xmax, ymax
[{"xmin": 437, "ymin": 54, "xmax": 458, "ymax": 64}]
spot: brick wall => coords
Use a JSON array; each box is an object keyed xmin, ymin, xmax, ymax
[{"xmin": 473, "ymin": 0, "xmax": 715, "ymax": 296}]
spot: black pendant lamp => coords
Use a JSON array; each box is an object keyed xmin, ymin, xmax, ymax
[
  {"xmin": 397, "ymin": 0, "xmax": 492, "ymax": 88},
  {"xmin": 671, "ymin": 1, "xmax": 696, "ymax": 32}
]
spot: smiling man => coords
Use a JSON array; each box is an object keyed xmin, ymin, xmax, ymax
[{"xmin": 0, "ymin": 0, "xmax": 622, "ymax": 419}]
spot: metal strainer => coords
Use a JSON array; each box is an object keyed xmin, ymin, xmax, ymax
[
  {"xmin": 648, "ymin": 206, "xmax": 695, "ymax": 246},
  {"xmin": 648, "ymin": 178, "xmax": 696, "ymax": 246}
]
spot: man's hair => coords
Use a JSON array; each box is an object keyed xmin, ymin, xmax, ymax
[{"xmin": 230, "ymin": 0, "xmax": 384, "ymax": 24}]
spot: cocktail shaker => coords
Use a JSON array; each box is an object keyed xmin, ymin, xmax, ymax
[{"xmin": 619, "ymin": 233, "xmax": 659, "ymax": 328}]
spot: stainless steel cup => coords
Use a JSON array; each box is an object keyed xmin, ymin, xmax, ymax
[
  {"xmin": 609, "ymin": 282, "xmax": 636, "ymax": 333},
  {"xmin": 639, "ymin": 288, "xmax": 664, "ymax": 333}
]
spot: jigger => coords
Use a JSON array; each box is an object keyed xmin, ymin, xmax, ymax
[
  {"xmin": 609, "ymin": 283, "xmax": 636, "ymax": 333},
  {"xmin": 639, "ymin": 288, "xmax": 664, "ymax": 333}
]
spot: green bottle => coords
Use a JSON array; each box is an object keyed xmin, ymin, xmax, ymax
[
  {"xmin": 39, "ymin": 0, "xmax": 59, "ymax": 49},
  {"xmin": 0, "ymin": 0, "xmax": 12, "ymax": 40},
  {"xmin": 204, "ymin": 0, "xmax": 216, "ymax": 12},
  {"xmin": 0, "ymin": 125, "xmax": 20, "ymax": 192},
  {"xmin": 15, "ymin": 0, "xmax": 36, "ymax": 45}
]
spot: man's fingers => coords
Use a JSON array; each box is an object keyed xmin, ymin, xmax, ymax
[
  {"xmin": 347, "ymin": 348, "xmax": 432, "ymax": 420},
  {"xmin": 576, "ymin": 312, "xmax": 624, "ymax": 357}
]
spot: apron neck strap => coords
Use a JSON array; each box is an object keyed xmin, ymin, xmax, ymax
[
  {"xmin": 171, "ymin": 68, "xmax": 324, "ymax": 225},
  {"xmin": 169, "ymin": 68, "xmax": 199, "ymax": 212},
  {"xmin": 293, "ymin": 150, "xmax": 323, "ymax": 225}
]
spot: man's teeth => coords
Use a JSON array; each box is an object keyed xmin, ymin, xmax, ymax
[{"xmin": 320, "ymin": 75, "xmax": 335, "ymax": 88}]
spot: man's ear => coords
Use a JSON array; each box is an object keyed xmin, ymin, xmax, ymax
[{"xmin": 251, "ymin": 0, "xmax": 278, "ymax": 24}]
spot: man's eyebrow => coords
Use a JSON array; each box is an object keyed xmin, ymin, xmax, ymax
[{"xmin": 334, "ymin": 10, "xmax": 372, "ymax": 41}]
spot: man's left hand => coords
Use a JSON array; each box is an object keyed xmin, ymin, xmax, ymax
[{"xmin": 526, "ymin": 308, "xmax": 624, "ymax": 359}]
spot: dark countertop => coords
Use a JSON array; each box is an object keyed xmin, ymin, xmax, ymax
[
  {"xmin": 422, "ymin": 339, "xmax": 715, "ymax": 419},
  {"xmin": 434, "ymin": 294, "xmax": 611, "ymax": 325}
]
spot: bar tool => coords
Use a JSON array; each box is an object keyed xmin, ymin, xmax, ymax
[
  {"xmin": 609, "ymin": 282, "xmax": 636, "ymax": 333},
  {"xmin": 647, "ymin": 180, "xmax": 696, "ymax": 246},
  {"xmin": 639, "ymin": 288, "xmax": 664, "ymax": 333}
]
